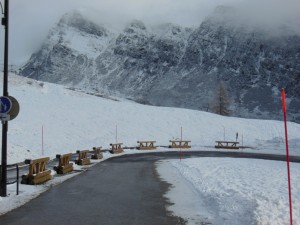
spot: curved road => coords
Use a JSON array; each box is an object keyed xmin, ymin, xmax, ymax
[{"xmin": 0, "ymin": 151, "xmax": 299, "ymax": 225}]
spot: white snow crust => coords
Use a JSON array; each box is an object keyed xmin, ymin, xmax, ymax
[{"xmin": 158, "ymin": 158, "xmax": 300, "ymax": 225}]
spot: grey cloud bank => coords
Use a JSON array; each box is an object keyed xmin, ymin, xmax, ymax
[{"xmin": 0, "ymin": 0, "xmax": 299, "ymax": 65}]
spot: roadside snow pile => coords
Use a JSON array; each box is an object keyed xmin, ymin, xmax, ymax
[
  {"xmin": 158, "ymin": 158, "xmax": 300, "ymax": 225},
  {"xmin": 2, "ymin": 74, "xmax": 300, "ymax": 164}
]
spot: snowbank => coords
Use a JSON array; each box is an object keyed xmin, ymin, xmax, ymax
[{"xmin": 157, "ymin": 158, "xmax": 300, "ymax": 225}]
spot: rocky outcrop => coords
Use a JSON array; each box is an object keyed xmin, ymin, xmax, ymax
[{"xmin": 20, "ymin": 8, "xmax": 300, "ymax": 122}]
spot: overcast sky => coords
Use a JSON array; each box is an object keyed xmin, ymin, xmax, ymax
[{"xmin": 0, "ymin": 0, "xmax": 299, "ymax": 66}]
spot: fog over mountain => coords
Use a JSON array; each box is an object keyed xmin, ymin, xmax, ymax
[
  {"xmin": 1, "ymin": 0, "xmax": 299, "ymax": 65},
  {"xmin": 2, "ymin": 0, "xmax": 240, "ymax": 65},
  {"xmin": 19, "ymin": 5, "xmax": 300, "ymax": 123}
]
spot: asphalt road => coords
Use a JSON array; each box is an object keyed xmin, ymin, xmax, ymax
[{"xmin": 1, "ymin": 151, "xmax": 300, "ymax": 225}]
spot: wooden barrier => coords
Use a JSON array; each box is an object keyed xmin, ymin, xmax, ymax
[
  {"xmin": 76, "ymin": 150, "xmax": 91, "ymax": 165},
  {"xmin": 91, "ymin": 147, "xmax": 103, "ymax": 159},
  {"xmin": 110, "ymin": 143, "xmax": 124, "ymax": 154},
  {"xmin": 54, "ymin": 153, "xmax": 74, "ymax": 174},
  {"xmin": 21, "ymin": 157, "xmax": 52, "ymax": 185},
  {"xmin": 137, "ymin": 141, "xmax": 156, "ymax": 150},
  {"xmin": 215, "ymin": 141, "xmax": 239, "ymax": 149},
  {"xmin": 169, "ymin": 140, "xmax": 191, "ymax": 149}
]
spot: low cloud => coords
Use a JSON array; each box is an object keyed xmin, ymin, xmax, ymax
[
  {"xmin": 0, "ymin": 0, "xmax": 299, "ymax": 65},
  {"xmin": 236, "ymin": 0, "xmax": 300, "ymax": 27}
]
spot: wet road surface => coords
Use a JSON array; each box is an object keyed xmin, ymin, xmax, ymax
[{"xmin": 1, "ymin": 151, "xmax": 300, "ymax": 225}]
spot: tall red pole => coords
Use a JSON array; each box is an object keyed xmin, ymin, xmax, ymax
[
  {"xmin": 116, "ymin": 125, "xmax": 118, "ymax": 143},
  {"xmin": 281, "ymin": 88, "xmax": 293, "ymax": 225},
  {"xmin": 42, "ymin": 126, "xmax": 44, "ymax": 156},
  {"xmin": 180, "ymin": 127, "xmax": 182, "ymax": 161}
]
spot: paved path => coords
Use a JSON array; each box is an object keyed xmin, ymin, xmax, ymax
[{"xmin": 1, "ymin": 151, "xmax": 300, "ymax": 225}]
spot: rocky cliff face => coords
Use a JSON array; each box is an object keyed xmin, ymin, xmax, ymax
[{"xmin": 20, "ymin": 8, "xmax": 300, "ymax": 122}]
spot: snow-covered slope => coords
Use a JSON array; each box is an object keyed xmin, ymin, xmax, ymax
[
  {"xmin": 19, "ymin": 8, "xmax": 300, "ymax": 123},
  {"xmin": 2, "ymin": 73, "xmax": 300, "ymax": 164}
]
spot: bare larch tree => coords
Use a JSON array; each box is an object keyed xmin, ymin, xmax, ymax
[{"xmin": 211, "ymin": 80, "xmax": 232, "ymax": 116}]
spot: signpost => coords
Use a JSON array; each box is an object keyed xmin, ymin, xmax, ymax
[
  {"xmin": 0, "ymin": 96, "xmax": 12, "ymax": 113},
  {"xmin": 0, "ymin": 96, "xmax": 19, "ymax": 121},
  {"xmin": 1, "ymin": 0, "xmax": 10, "ymax": 197},
  {"xmin": 0, "ymin": 96, "xmax": 12, "ymax": 122},
  {"xmin": 7, "ymin": 96, "xmax": 20, "ymax": 120},
  {"xmin": 0, "ymin": 95, "xmax": 19, "ymax": 197},
  {"xmin": 0, "ymin": 0, "xmax": 20, "ymax": 197}
]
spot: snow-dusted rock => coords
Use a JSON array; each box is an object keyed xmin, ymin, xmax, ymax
[{"xmin": 20, "ymin": 8, "xmax": 300, "ymax": 122}]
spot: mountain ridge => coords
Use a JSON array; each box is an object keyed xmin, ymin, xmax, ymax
[{"xmin": 19, "ymin": 8, "xmax": 300, "ymax": 122}]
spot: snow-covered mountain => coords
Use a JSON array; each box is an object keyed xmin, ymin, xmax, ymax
[{"xmin": 19, "ymin": 7, "xmax": 300, "ymax": 122}]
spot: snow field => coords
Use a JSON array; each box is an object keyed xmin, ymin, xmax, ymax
[
  {"xmin": 3, "ymin": 74, "xmax": 300, "ymax": 164},
  {"xmin": 158, "ymin": 158, "xmax": 300, "ymax": 225}
]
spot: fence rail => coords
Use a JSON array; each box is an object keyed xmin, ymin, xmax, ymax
[{"xmin": 0, "ymin": 164, "xmax": 19, "ymax": 195}]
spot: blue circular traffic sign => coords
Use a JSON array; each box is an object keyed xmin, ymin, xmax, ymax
[{"xmin": 0, "ymin": 96, "xmax": 12, "ymax": 113}]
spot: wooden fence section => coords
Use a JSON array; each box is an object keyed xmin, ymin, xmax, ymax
[
  {"xmin": 76, "ymin": 150, "xmax": 91, "ymax": 165},
  {"xmin": 21, "ymin": 157, "xmax": 52, "ymax": 185},
  {"xmin": 91, "ymin": 147, "xmax": 103, "ymax": 159},
  {"xmin": 137, "ymin": 141, "xmax": 156, "ymax": 150},
  {"xmin": 110, "ymin": 143, "xmax": 124, "ymax": 154},
  {"xmin": 54, "ymin": 153, "xmax": 74, "ymax": 174},
  {"xmin": 169, "ymin": 140, "xmax": 191, "ymax": 149},
  {"xmin": 215, "ymin": 141, "xmax": 239, "ymax": 149}
]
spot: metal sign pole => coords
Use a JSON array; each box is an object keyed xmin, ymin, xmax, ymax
[{"xmin": 1, "ymin": 0, "xmax": 9, "ymax": 197}]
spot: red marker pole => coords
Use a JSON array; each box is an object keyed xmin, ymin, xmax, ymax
[
  {"xmin": 281, "ymin": 88, "xmax": 293, "ymax": 225},
  {"xmin": 116, "ymin": 125, "xmax": 118, "ymax": 143},
  {"xmin": 42, "ymin": 126, "xmax": 44, "ymax": 156},
  {"xmin": 180, "ymin": 127, "xmax": 182, "ymax": 161}
]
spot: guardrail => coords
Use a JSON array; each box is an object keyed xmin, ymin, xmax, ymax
[
  {"xmin": 110, "ymin": 143, "xmax": 124, "ymax": 154},
  {"xmin": 21, "ymin": 157, "xmax": 52, "ymax": 185},
  {"xmin": 137, "ymin": 141, "xmax": 156, "ymax": 150},
  {"xmin": 1, "ymin": 164, "xmax": 19, "ymax": 195},
  {"xmin": 54, "ymin": 153, "xmax": 74, "ymax": 174},
  {"xmin": 169, "ymin": 140, "xmax": 191, "ymax": 149},
  {"xmin": 76, "ymin": 150, "xmax": 91, "ymax": 165},
  {"xmin": 91, "ymin": 147, "xmax": 103, "ymax": 159},
  {"xmin": 215, "ymin": 141, "xmax": 239, "ymax": 149}
]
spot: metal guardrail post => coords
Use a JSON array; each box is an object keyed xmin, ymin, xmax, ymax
[{"xmin": 1, "ymin": 164, "xmax": 20, "ymax": 195}]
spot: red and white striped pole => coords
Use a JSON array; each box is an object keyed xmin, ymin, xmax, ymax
[{"xmin": 281, "ymin": 88, "xmax": 293, "ymax": 225}]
